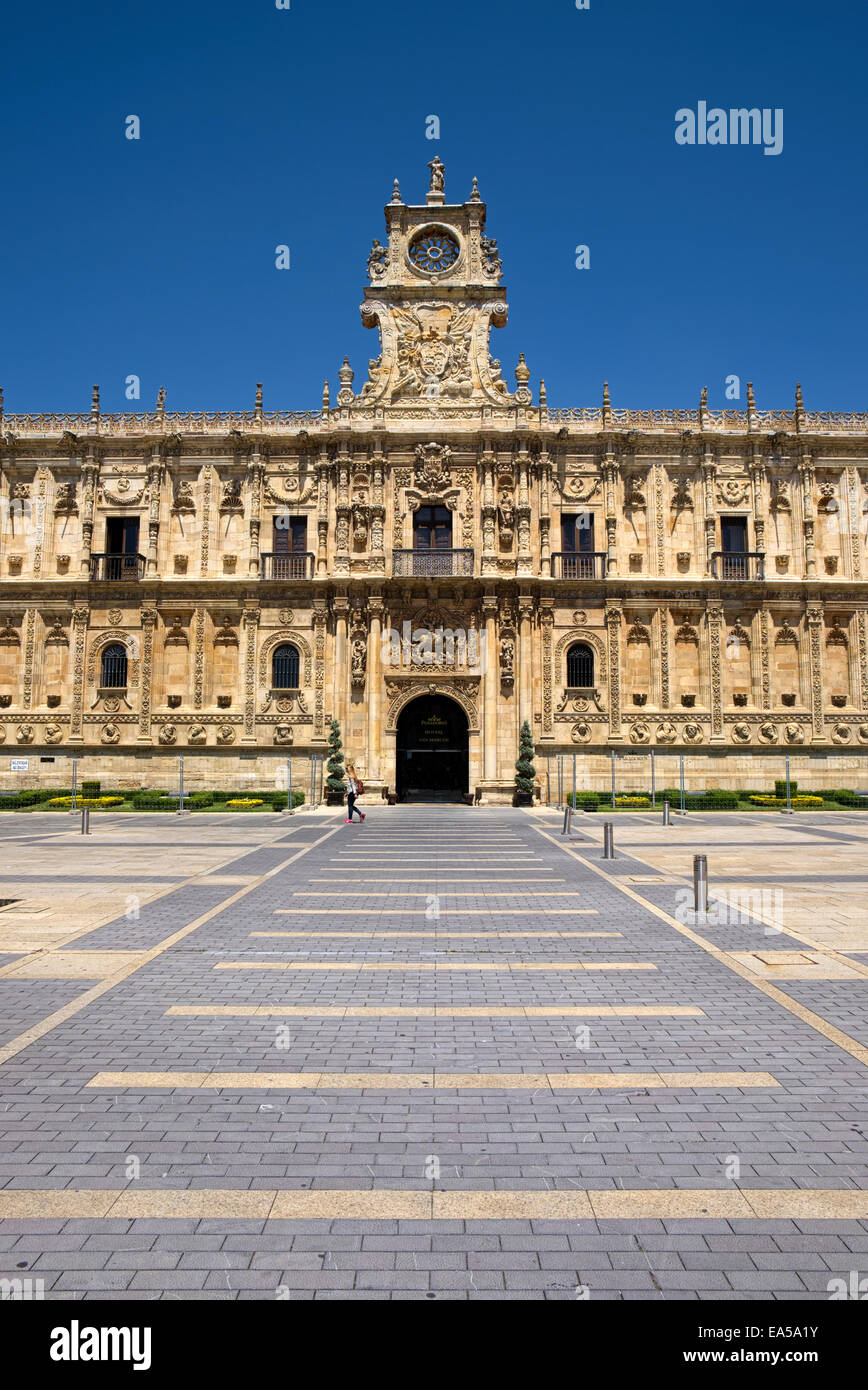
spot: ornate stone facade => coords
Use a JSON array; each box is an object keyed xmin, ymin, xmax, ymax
[{"xmin": 1, "ymin": 162, "xmax": 867, "ymax": 796}]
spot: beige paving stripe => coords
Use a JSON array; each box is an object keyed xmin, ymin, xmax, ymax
[
  {"xmin": 214, "ymin": 961, "xmax": 655, "ymax": 972},
  {"xmin": 87, "ymin": 1069, "xmax": 777, "ymax": 1091},
  {"xmin": 293, "ymin": 891, "xmax": 585, "ymax": 898},
  {"xmin": 165, "ymin": 1005, "xmax": 704, "ymax": 1018},
  {"xmin": 271, "ymin": 908, "xmax": 598, "ymax": 915},
  {"xmin": 307, "ymin": 879, "xmax": 565, "ymax": 884},
  {"xmin": 253, "ymin": 931, "xmax": 619, "ymax": 939},
  {"xmin": 534, "ymin": 825, "xmax": 868, "ymax": 1071},
  {"xmin": 3, "ymin": 1187, "xmax": 866, "ymax": 1222},
  {"xmin": 0, "ymin": 826, "xmax": 342, "ymax": 1069}
]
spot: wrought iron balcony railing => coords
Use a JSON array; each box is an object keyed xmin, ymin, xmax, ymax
[
  {"xmin": 89, "ymin": 553, "xmax": 147, "ymax": 581},
  {"xmin": 710, "ymin": 551, "xmax": 766, "ymax": 581},
  {"xmin": 259, "ymin": 552, "xmax": 315, "ymax": 580},
  {"xmin": 393, "ymin": 548, "xmax": 474, "ymax": 578},
  {"xmin": 551, "ymin": 551, "xmax": 608, "ymax": 580}
]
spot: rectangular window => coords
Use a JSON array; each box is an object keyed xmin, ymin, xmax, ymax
[
  {"xmin": 413, "ymin": 506, "xmax": 452, "ymax": 550},
  {"xmin": 273, "ymin": 516, "xmax": 307, "ymax": 554},
  {"xmin": 105, "ymin": 517, "xmax": 140, "ymax": 554},
  {"xmin": 720, "ymin": 516, "xmax": 748, "ymax": 553},
  {"xmin": 561, "ymin": 512, "xmax": 595, "ymax": 553}
]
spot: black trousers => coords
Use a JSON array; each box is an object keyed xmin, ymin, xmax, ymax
[{"xmin": 346, "ymin": 793, "xmax": 363, "ymax": 819}]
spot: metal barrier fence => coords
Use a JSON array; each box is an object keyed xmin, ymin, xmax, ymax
[{"xmin": 543, "ymin": 750, "xmax": 868, "ymax": 811}]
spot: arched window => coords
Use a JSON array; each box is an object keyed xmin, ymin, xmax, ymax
[
  {"xmin": 567, "ymin": 642, "xmax": 594, "ymax": 688},
  {"xmin": 101, "ymin": 643, "xmax": 128, "ymax": 689},
  {"xmin": 272, "ymin": 643, "xmax": 300, "ymax": 689}
]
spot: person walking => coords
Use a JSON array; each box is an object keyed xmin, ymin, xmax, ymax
[{"xmin": 344, "ymin": 763, "xmax": 366, "ymax": 823}]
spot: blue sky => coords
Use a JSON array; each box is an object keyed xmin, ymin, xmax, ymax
[{"xmin": 1, "ymin": 0, "xmax": 865, "ymax": 415}]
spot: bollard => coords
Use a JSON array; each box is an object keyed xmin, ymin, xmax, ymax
[
  {"xmin": 602, "ymin": 821, "xmax": 614, "ymax": 859},
  {"xmin": 663, "ymin": 800, "xmax": 671, "ymax": 826},
  {"xmin": 562, "ymin": 803, "xmax": 572, "ymax": 836},
  {"xmin": 81, "ymin": 807, "xmax": 90, "ymax": 836},
  {"xmin": 693, "ymin": 854, "xmax": 708, "ymax": 913}
]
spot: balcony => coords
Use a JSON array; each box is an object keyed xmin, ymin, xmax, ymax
[
  {"xmin": 260, "ymin": 552, "xmax": 314, "ymax": 580},
  {"xmin": 711, "ymin": 551, "xmax": 766, "ymax": 581},
  {"xmin": 551, "ymin": 551, "xmax": 608, "ymax": 580},
  {"xmin": 393, "ymin": 549, "xmax": 474, "ymax": 578},
  {"xmin": 89, "ymin": 553, "xmax": 147, "ymax": 581}
]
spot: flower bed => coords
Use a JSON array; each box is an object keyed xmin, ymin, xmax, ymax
[
  {"xmin": 749, "ymin": 794, "xmax": 824, "ymax": 809},
  {"xmin": 48, "ymin": 795, "xmax": 125, "ymax": 809}
]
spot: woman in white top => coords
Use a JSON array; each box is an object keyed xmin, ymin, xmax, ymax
[{"xmin": 344, "ymin": 763, "xmax": 365, "ymax": 823}]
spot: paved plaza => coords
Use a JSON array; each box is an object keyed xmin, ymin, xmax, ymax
[{"xmin": 0, "ymin": 804, "xmax": 867, "ymax": 1300}]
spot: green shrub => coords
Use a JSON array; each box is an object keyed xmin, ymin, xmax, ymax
[
  {"xmin": 775, "ymin": 779, "xmax": 797, "ymax": 799},
  {"xmin": 514, "ymin": 720, "xmax": 536, "ymax": 798},
  {"xmin": 81, "ymin": 780, "xmax": 100, "ymax": 797},
  {"xmin": 326, "ymin": 719, "xmax": 346, "ymax": 796},
  {"xmin": 265, "ymin": 790, "xmax": 306, "ymax": 810}
]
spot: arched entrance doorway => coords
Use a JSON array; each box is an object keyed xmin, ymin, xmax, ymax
[{"xmin": 395, "ymin": 694, "xmax": 469, "ymax": 801}]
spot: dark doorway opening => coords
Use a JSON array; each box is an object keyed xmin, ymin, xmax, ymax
[{"xmin": 395, "ymin": 694, "xmax": 469, "ymax": 802}]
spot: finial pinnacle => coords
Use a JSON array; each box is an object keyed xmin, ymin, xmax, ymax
[
  {"xmin": 254, "ymin": 382, "xmax": 263, "ymax": 412},
  {"xmin": 156, "ymin": 386, "xmax": 166, "ymax": 414},
  {"xmin": 391, "ymin": 178, "xmax": 402, "ymax": 204},
  {"xmin": 470, "ymin": 176, "xmax": 481, "ymax": 202},
  {"xmin": 91, "ymin": 385, "xmax": 100, "ymax": 416}
]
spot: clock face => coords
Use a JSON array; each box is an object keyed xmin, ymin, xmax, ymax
[{"xmin": 408, "ymin": 228, "xmax": 460, "ymax": 274}]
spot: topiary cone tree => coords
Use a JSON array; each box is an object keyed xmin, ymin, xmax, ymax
[
  {"xmin": 325, "ymin": 719, "xmax": 347, "ymax": 803},
  {"xmin": 514, "ymin": 719, "xmax": 536, "ymax": 805}
]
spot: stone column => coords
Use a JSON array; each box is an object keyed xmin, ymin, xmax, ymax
[
  {"xmin": 516, "ymin": 451, "xmax": 532, "ymax": 576},
  {"xmin": 658, "ymin": 605, "xmax": 671, "ymax": 710},
  {"xmin": 80, "ymin": 452, "xmax": 99, "ymax": 576},
  {"xmin": 800, "ymin": 454, "xmax": 816, "ymax": 578},
  {"xmin": 603, "ymin": 452, "xmax": 618, "ymax": 576},
  {"xmin": 193, "ymin": 607, "xmax": 205, "ymax": 710},
  {"xmin": 333, "ymin": 594, "xmax": 349, "ymax": 729},
  {"xmin": 334, "ymin": 453, "xmax": 351, "ymax": 577},
  {"xmin": 760, "ymin": 606, "xmax": 772, "ymax": 710},
  {"xmin": 22, "ymin": 609, "xmax": 36, "ymax": 710},
  {"xmin": 247, "ymin": 449, "xmax": 265, "ymax": 578},
  {"xmin": 481, "ymin": 451, "xmax": 497, "ymax": 577},
  {"xmin": 137, "ymin": 608, "xmax": 157, "ymax": 742},
  {"xmin": 366, "ymin": 597, "xmax": 384, "ymax": 780},
  {"xmin": 518, "ymin": 596, "xmax": 534, "ymax": 730},
  {"xmin": 707, "ymin": 604, "xmax": 724, "ymax": 741},
  {"xmin": 806, "ymin": 603, "xmax": 825, "ymax": 741},
  {"xmin": 483, "ymin": 595, "xmax": 498, "ymax": 779},
  {"xmin": 68, "ymin": 606, "xmax": 89, "ymax": 742},
  {"xmin": 146, "ymin": 448, "xmax": 163, "ymax": 576},
  {"xmin": 606, "ymin": 603, "xmax": 623, "ymax": 740},
  {"xmin": 316, "ymin": 452, "xmax": 329, "ymax": 578},
  {"xmin": 701, "ymin": 451, "xmax": 716, "ymax": 576},
  {"xmin": 241, "ymin": 605, "xmax": 260, "ymax": 743},
  {"xmin": 312, "ymin": 600, "xmax": 328, "ymax": 741},
  {"xmin": 537, "ymin": 456, "xmax": 551, "ymax": 579},
  {"xmin": 858, "ymin": 611, "xmax": 868, "ymax": 711}
]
